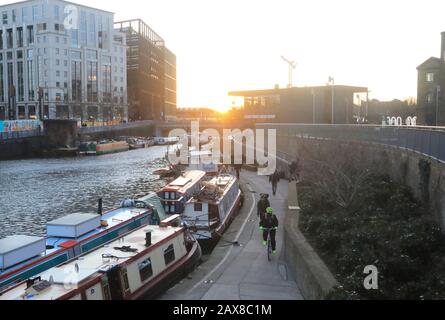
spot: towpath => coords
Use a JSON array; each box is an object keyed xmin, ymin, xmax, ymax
[{"xmin": 159, "ymin": 170, "xmax": 303, "ymax": 300}]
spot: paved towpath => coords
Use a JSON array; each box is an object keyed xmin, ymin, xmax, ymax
[{"xmin": 159, "ymin": 169, "xmax": 303, "ymax": 300}]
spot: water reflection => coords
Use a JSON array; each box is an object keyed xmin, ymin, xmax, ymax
[{"xmin": 0, "ymin": 147, "xmax": 169, "ymax": 238}]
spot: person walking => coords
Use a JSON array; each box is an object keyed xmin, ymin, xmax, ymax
[
  {"xmin": 257, "ymin": 193, "xmax": 270, "ymax": 221},
  {"xmin": 269, "ymin": 169, "xmax": 281, "ymax": 196}
]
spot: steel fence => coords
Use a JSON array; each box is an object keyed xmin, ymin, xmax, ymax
[{"xmin": 257, "ymin": 124, "xmax": 445, "ymax": 163}]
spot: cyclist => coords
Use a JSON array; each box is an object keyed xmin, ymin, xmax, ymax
[
  {"xmin": 260, "ymin": 207, "xmax": 279, "ymax": 255},
  {"xmin": 257, "ymin": 193, "xmax": 270, "ymax": 221}
]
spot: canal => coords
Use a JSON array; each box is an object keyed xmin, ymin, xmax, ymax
[{"xmin": 0, "ymin": 146, "xmax": 170, "ymax": 238}]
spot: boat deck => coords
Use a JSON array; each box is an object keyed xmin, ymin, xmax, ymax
[
  {"xmin": 1, "ymin": 225, "xmax": 182, "ymax": 300},
  {"xmin": 0, "ymin": 207, "xmax": 150, "ymax": 277}
]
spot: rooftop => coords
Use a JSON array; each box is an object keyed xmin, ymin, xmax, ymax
[
  {"xmin": 0, "ymin": 0, "xmax": 114, "ymax": 14},
  {"xmin": 0, "ymin": 224, "xmax": 183, "ymax": 300}
]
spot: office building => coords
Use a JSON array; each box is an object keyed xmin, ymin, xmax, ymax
[{"xmin": 0, "ymin": 0, "xmax": 128, "ymax": 122}]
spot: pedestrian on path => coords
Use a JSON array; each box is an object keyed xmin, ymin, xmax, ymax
[
  {"xmin": 269, "ymin": 169, "xmax": 280, "ymax": 196},
  {"xmin": 257, "ymin": 193, "xmax": 270, "ymax": 221}
]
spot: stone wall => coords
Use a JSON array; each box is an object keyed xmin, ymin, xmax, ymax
[
  {"xmin": 277, "ymin": 135, "xmax": 445, "ymax": 230},
  {"xmin": 284, "ymin": 181, "xmax": 338, "ymax": 300}
]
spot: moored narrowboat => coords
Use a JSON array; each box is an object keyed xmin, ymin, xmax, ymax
[
  {"xmin": 0, "ymin": 217, "xmax": 201, "ymax": 300},
  {"xmin": 157, "ymin": 170, "xmax": 206, "ymax": 215},
  {"xmin": 182, "ymin": 174, "xmax": 242, "ymax": 253},
  {"xmin": 0, "ymin": 195, "xmax": 163, "ymax": 291}
]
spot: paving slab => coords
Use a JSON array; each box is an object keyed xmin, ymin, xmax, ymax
[{"xmin": 158, "ymin": 170, "xmax": 303, "ymax": 300}]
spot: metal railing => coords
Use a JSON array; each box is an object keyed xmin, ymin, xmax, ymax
[
  {"xmin": 257, "ymin": 124, "xmax": 445, "ymax": 163},
  {"xmin": 78, "ymin": 120, "xmax": 154, "ymax": 134}
]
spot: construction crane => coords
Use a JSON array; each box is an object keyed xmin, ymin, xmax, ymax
[{"xmin": 281, "ymin": 56, "xmax": 297, "ymax": 88}]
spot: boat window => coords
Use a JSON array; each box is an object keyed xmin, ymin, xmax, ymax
[
  {"xmin": 170, "ymin": 192, "xmax": 176, "ymax": 200},
  {"xmin": 194, "ymin": 203, "xmax": 203, "ymax": 212},
  {"xmin": 209, "ymin": 204, "xmax": 219, "ymax": 221},
  {"xmin": 164, "ymin": 244, "xmax": 175, "ymax": 266},
  {"xmin": 165, "ymin": 192, "xmax": 170, "ymax": 200},
  {"xmin": 170, "ymin": 205, "xmax": 175, "ymax": 213},
  {"xmin": 138, "ymin": 258, "xmax": 153, "ymax": 282},
  {"xmin": 165, "ymin": 205, "xmax": 169, "ymax": 212}
]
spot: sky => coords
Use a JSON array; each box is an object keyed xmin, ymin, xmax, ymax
[{"xmin": 5, "ymin": 0, "xmax": 445, "ymax": 111}]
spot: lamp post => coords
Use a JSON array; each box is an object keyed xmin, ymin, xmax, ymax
[
  {"xmin": 311, "ymin": 88, "xmax": 316, "ymax": 124},
  {"xmin": 328, "ymin": 76, "xmax": 335, "ymax": 124},
  {"xmin": 436, "ymin": 85, "xmax": 441, "ymax": 127}
]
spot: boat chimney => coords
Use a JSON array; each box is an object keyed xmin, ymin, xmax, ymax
[
  {"xmin": 145, "ymin": 231, "xmax": 152, "ymax": 247},
  {"xmin": 98, "ymin": 198, "xmax": 103, "ymax": 216}
]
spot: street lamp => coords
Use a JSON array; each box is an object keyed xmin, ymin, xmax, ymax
[
  {"xmin": 311, "ymin": 89, "xmax": 316, "ymax": 124},
  {"xmin": 436, "ymin": 85, "xmax": 441, "ymax": 127},
  {"xmin": 328, "ymin": 76, "xmax": 335, "ymax": 124}
]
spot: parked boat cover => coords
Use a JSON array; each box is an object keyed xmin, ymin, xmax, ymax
[{"xmin": 138, "ymin": 193, "xmax": 167, "ymax": 222}]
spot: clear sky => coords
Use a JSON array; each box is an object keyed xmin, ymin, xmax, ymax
[{"xmin": 6, "ymin": 0, "xmax": 445, "ymax": 111}]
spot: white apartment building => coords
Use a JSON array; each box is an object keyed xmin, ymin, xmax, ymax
[{"xmin": 0, "ymin": 0, "xmax": 128, "ymax": 122}]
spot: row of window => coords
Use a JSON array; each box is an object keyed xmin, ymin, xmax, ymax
[{"xmin": 138, "ymin": 244, "xmax": 176, "ymax": 283}]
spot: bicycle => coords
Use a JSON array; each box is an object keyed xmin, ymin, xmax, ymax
[{"xmin": 261, "ymin": 227, "xmax": 277, "ymax": 261}]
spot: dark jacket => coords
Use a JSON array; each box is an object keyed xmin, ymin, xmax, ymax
[
  {"xmin": 269, "ymin": 171, "xmax": 280, "ymax": 184},
  {"xmin": 257, "ymin": 198, "xmax": 270, "ymax": 215},
  {"xmin": 260, "ymin": 214, "xmax": 279, "ymax": 229}
]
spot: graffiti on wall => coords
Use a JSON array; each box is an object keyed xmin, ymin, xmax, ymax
[{"xmin": 0, "ymin": 120, "xmax": 42, "ymax": 133}]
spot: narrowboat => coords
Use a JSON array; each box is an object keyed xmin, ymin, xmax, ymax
[
  {"xmin": 182, "ymin": 174, "xmax": 242, "ymax": 253},
  {"xmin": 79, "ymin": 140, "xmax": 129, "ymax": 155},
  {"xmin": 154, "ymin": 137, "xmax": 180, "ymax": 146},
  {"xmin": 0, "ymin": 196, "xmax": 162, "ymax": 291},
  {"xmin": 0, "ymin": 217, "xmax": 201, "ymax": 300},
  {"xmin": 157, "ymin": 170, "xmax": 207, "ymax": 215}
]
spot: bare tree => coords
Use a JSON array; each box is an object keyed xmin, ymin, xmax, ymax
[{"xmin": 299, "ymin": 140, "xmax": 372, "ymax": 210}]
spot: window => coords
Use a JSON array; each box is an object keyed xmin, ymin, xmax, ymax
[
  {"xmin": 2, "ymin": 11, "xmax": 8, "ymax": 25},
  {"xmin": 27, "ymin": 25, "xmax": 34, "ymax": 44},
  {"xmin": 12, "ymin": 9, "xmax": 16, "ymax": 23},
  {"xmin": 0, "ymin": 31, "xmax": 2, "ymax": 50},
  {"xmin": 427, "ymin": 93, "xmax": 434, "ymax": 104},
  {"xmin": 22, "ymin": 7, "xmax": 28, "ymax": 22},
  {"xmin": 27, "ymin": 59, "xmax": 34, "ymax": 100},
  {"xmin": 32, "ymin": 5, "xmax": 40, "ymax": 21},
  {"xmin": 71, "ymin": 61, "xmax": 82, "ymax": 101},
  {"xmin": 138, "ymin": 258, "xmax": 153, "ymax": 282},
  {"xmin": 17, "ymin": 50, "xmax": 23, "ymax": 59},
  {"xmin": 163, "ymin": 244, "xmax": 175, "ymax": 266},
  {"xmin": 6, "ymin": 29, "xmax": 13, "ymax": 49},
  {"xmin": 56, "ymin": 59, "xmax": 60, "ymax": 66},
  {"xmin": 17, "ymin": 62, "xmax": 24, "ymax": 101},
  {"xmin": 54, "ymin": 5, "xmax": 60, "ymax": 20},
  {"xmin": 17, "ymin": 27, "xmax": 23, "ymax": 47},
  {"xmin": 37, "ymin": 23, "xmax": 47, "ymax": 31},
  {"xmin": 194, "ymin": 203, "xmax": 203, "ymax": 212},
  {"xmin": 56, "ymin": 48, "xmax": 59, "ymax": 55},
  {"xmin": 427, "ymin": 73, "xmax": 435, "ymax": 82}
]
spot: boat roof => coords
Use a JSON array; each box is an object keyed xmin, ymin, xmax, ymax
[
  {"xmin": 187, "ymin": 174, "xmax": 237, "ymax": 204},
  {"xmin": 0, "ymin": 225, "xmax": 183, "ymax": 300},
  {"xmin": 0, "ymin": 235, "xmax": 44, "ymax": 255},
  {"xmin": 47, "ymin": 213, "xmax": 99, "ymax": 227},
  {"xmin": 158, "ymin": 170, "xmax": 206, "ymax": 193},
  {"xmin": 0, "ymin": 207, "xmax": 151, "ymax": 278}
]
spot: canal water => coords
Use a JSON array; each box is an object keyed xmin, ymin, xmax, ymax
[{"xmin": 0, "ymin": 146, "xmax": 170, "ymax": 238}]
